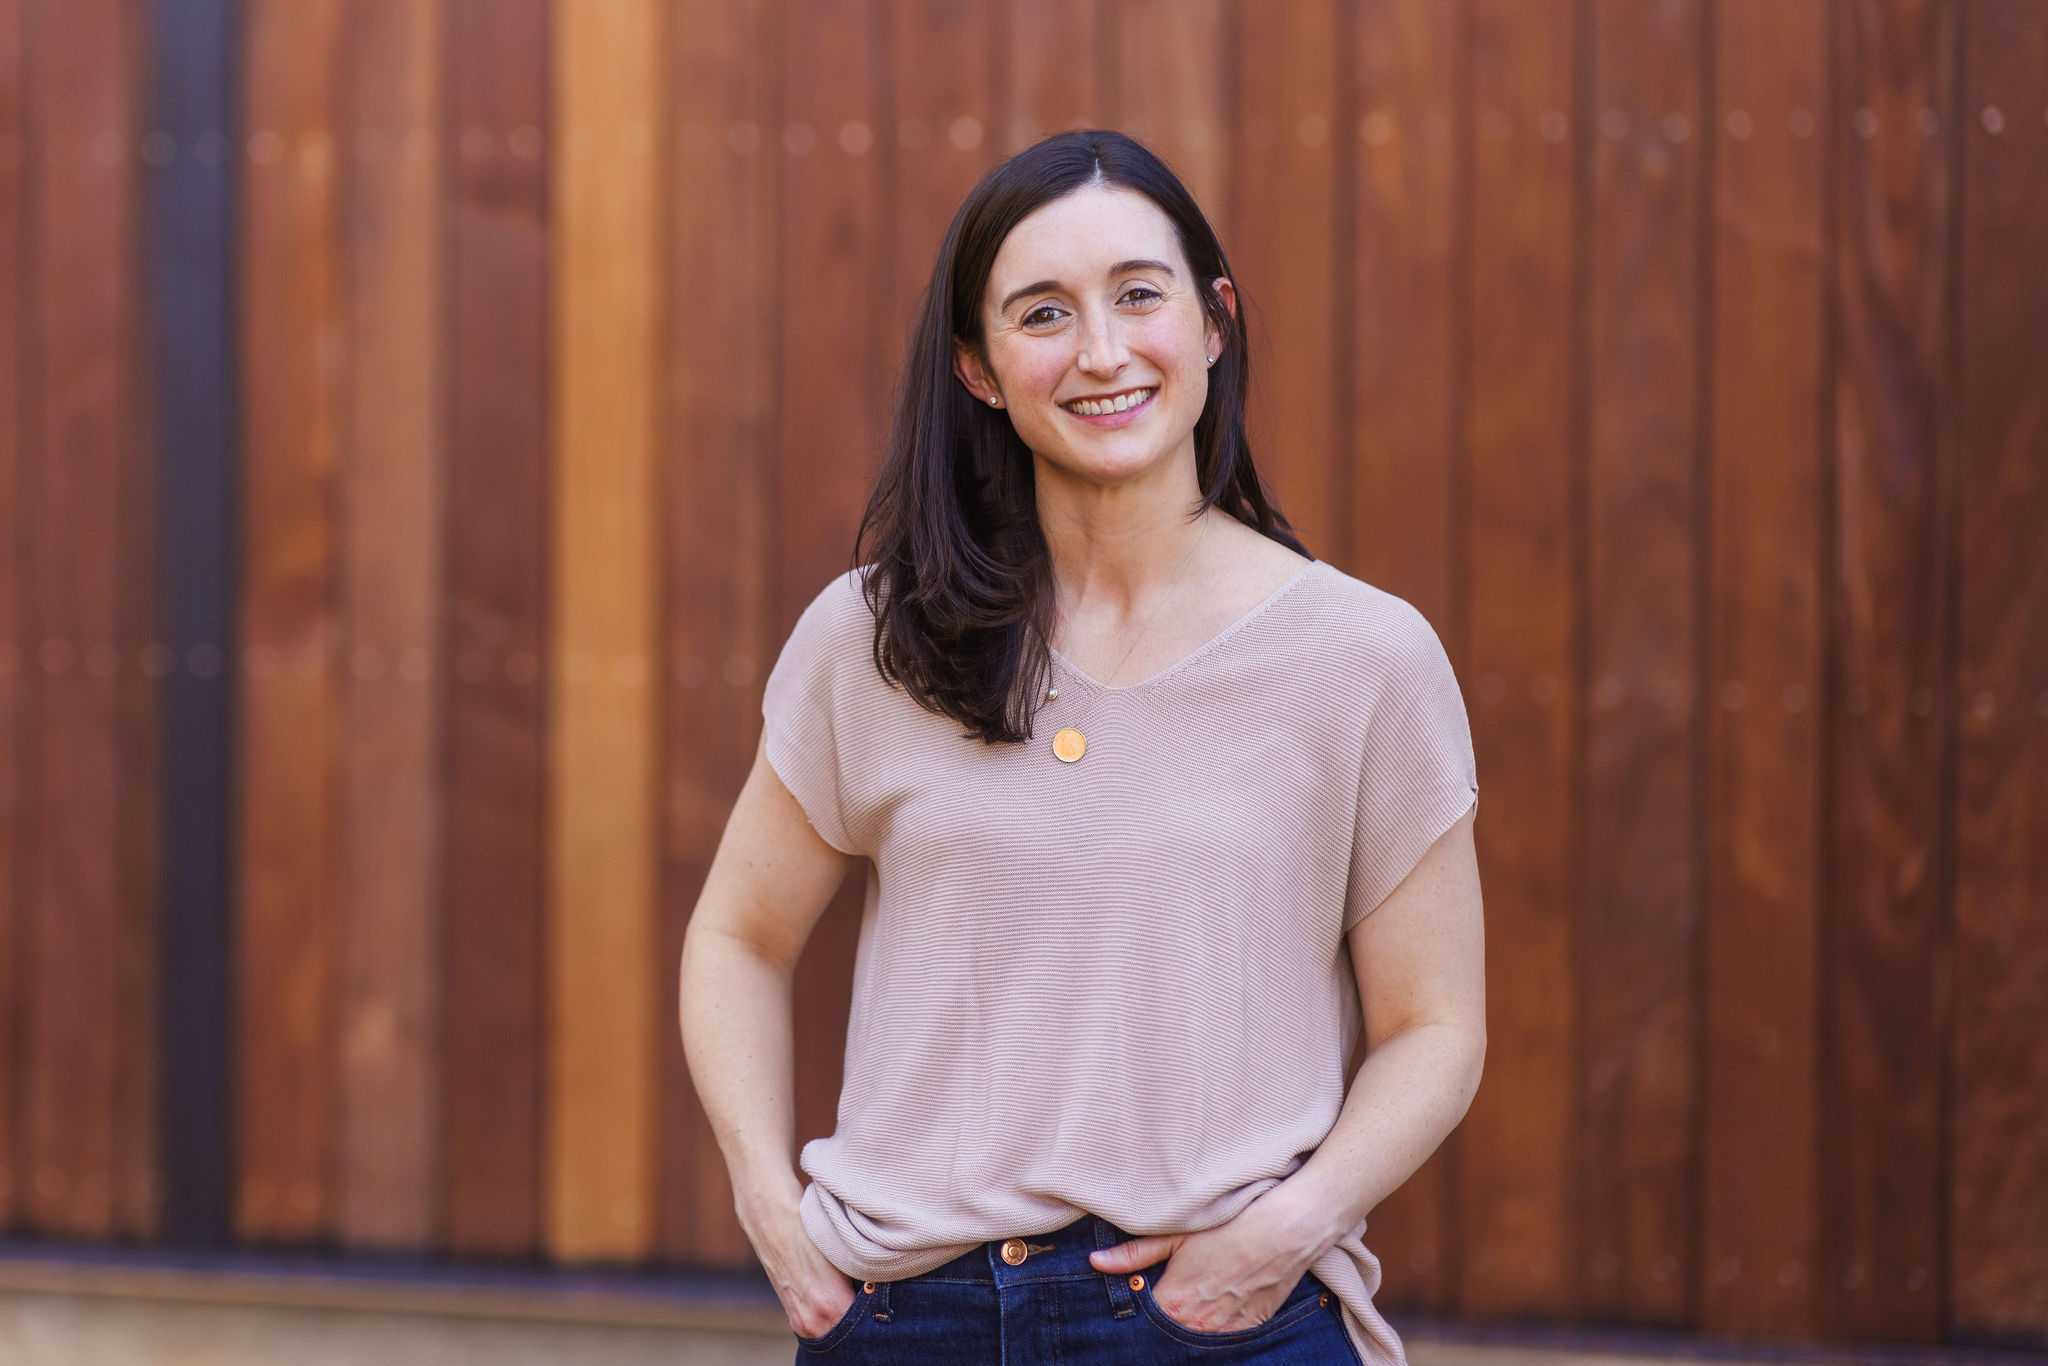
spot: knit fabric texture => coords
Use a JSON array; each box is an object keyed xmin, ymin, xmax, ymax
[{"xmin": 761, "ymin": 556, "xmax": 1479, "ymax": 1366}]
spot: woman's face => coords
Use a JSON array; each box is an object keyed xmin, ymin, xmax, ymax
[{"xmin": 955, "ymin": 183, "xmax": 1233, "ymax": 487}]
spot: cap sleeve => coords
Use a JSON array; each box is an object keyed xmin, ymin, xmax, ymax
[
  {"xmin": 1343, "ymin": 604, "xmax": 1479, "ymax": 933},
  {"xmin": 761, "ymin": 574, "xmax": 865, "ymax": 857}
]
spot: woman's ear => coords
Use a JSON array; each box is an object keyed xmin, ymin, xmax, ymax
[
  {"xmin": 952, "ymin": 340, "xmax": 1002, "ymax": 407},
  {"xmin": 1206, "ymin": 277, "xmax": 1237, "ymax": 361}
]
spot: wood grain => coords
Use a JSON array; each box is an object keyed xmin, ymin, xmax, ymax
[
  {"xmin": 236, "ymin": 0, "xmax": 345, "ymax": 1243},
  {"xmin": 337, "ymin": 0, "xmax": 443, "ymax": 1250},
  {"xmin": 21, "ymin": 0, "xmax": 143, "ymax": 1239},
  {"xmin": 1702, "ymin": 0, "xmax": 1828, "ymax": 1341},
  {"xmin": 1579, "ymin": 0, "xmax": 1703, "ymax": 1325},
  {"xmin": 999, "ymin": 0, "xmax": 1102, "ymax": 153},
  {"xmin": 1229, "ymin": 0, "xmax": 1341, "ymax": 559},
  {"xmin": 1823, "ymin": 0, "xmax": 1956, "ymax": 1340},
  {"xmin": 1106, "ymin": 0, "xmax": 1229, "ymax": 244},
  {"xmin": 885, "ymin": 0, "xmax": 993, "ymax": 350},
  {"xmin": 113, "ymin": 0, "xmax": 162, "ymax": 1239},
  {"xmin": 149, "ymin": 0, "xmax": 235, "ymax": 1247},
  {"xmin": 660, "ymin": 0, "xmax": 781, "ymax": 1266},
  {"xmin": 1343, "ymin": 0, "xmax": 1462, "ymax": 1312},
  {"xmin": 0, "ymin": 0, "xmax": 24, "ymax": 1235},
  {"xmin": 442, "ymin": 0, "xmax": 549, "ymax": 1257},
  {"xmin": 1459, "ymin": 0, "xmax": 1579, "ymax": 1318},
  {"xmin": 547, "ymin": 0, "xmax": 663, "ymax": 1262},
  {"xmin": 778, "ymin": 0, "xmax": 884, "ymax": 1182},
  {"xmin": 1948, "ymin": 0, "xmax": 2048, "ymax": 1340}
]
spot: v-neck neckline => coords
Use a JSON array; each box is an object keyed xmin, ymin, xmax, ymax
[{"xmin": 1046, "ymin": 559, "xmax": 1321, "ymax": 696}]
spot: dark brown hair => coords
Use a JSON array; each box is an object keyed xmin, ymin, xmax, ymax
[{"xmin": 847, "ymin": 128, "xmax": 1306, "ymax": 744}]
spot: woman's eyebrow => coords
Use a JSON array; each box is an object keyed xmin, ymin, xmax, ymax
[{"xmin": 998, "ymin": 258, "xmax": 1176, "ymax": 314}]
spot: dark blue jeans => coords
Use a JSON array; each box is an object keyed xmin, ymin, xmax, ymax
[{"xmin": 793, "ymin": 1211, "xmax": 1365, "ymax": 1363}]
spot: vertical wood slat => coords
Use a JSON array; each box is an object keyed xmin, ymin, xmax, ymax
[
  {"xmin": 660, "ymin": 0, "xmax": 780, "ymax": 1267},
  {"xmin": 236, "ymin": 0, "xmax": 345, "ymax": 1243},
  {"xmin": 885, "ymin": 0, "xmax": 992, "ymax": 349},
  {"xmin": 442, "ymin": 0, "xmax": 549, "ymax": 1257},
  {"xmin": 1229, "ymin": 0, "xmax": 1341, "ymax": 559},
  {"xmin": 778, "ymin": 0, "xmax": 884, "ymax": 1159},
  {"xmin": 337, "ymin": 0, "xmax": 443, "ymax": 1249},
  {"xmin": 113, "ymin": 0, "xmax": 162, "ymax": 1239},
  {"xmin": 1342, "ymin": 0, "xmax": 1461, "ymax": 1311},
  {"xmin": 547, "ymin": 0, "xmax": 662, "ymax": 1263},
  {"xmin": 1000, "ymin": 0, "xmax": 1102, "ymax": 153},
  {"xmin": 149, "ymin": 0, "xmax": 236, "ymax": 1248},
  {"xmin": 22, "ymin": 0, "xmax": 143, "ymax": 1239},
  {"xmin": 1703, "ymin": 0, "xmax": 1828, "ymax": 1341},
  {"xmin": 1579, "ymin": 0, "xmax": 1703, "ymax": 1325},
  {"xmin": 1824, "ymin": 0, "xmax": 1957, "ymax": 1340},
  {"xmin": 0, "ymin": 0, "xmax": 24, "ymax": 1234},
  {"xmin": 1459, "ymin": 0, "xmax": 1579, "ymax": 1318},
  {"xmin": 1949, "ymin": 0, "xmax": 2048, "ymax": 1340},
  {"xmin": 1106, "ymin": 0, "xmax": 1230, "ymax": 246}
]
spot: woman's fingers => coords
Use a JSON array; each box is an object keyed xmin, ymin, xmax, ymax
[{"xmin": 1086, "ymin": 1231, "xmax": 1185, "ymax": 1273}]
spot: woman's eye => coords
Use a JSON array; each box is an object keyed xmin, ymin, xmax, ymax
[{"xmin": 1021, "ymin": 288, "xmax": 1158, "ymax": 328}]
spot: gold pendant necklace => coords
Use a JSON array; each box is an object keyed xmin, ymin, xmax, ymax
[{"xmin": 1045, "ymin": 515, "xmax": 1212, "ymax": 764}]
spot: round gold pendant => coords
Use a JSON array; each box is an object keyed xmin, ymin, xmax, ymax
[{"xmin": 1051, "ymin": 727, "xmax": 1087, "ymax": 763}]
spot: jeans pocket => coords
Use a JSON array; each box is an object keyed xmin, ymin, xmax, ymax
[
  {"xmin": 794, "ymin": 1282, "xmax": 870, "ymax": 1353},
  {"xmin": 1135, "ymin": 1265, "xmax": 1327, "ymax": 1349}
]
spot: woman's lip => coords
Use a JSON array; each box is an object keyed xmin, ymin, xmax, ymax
[{"xmin": 1061, "ymin": 388, "xmax": 1157, "ymax": 428}]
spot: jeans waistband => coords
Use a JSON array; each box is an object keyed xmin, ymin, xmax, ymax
[{"xmin": 913, "ymin": 1212, "xmax": 1146, "ymax": 1287}]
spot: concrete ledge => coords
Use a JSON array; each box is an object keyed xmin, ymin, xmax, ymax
[
  {"xmin": 1, "ymin": 1240, "xmax": 2041, "ymax": 1364},
  {"xmin": 0, "ymin": 1238, "xmax": 784, "ymax": 1335}
]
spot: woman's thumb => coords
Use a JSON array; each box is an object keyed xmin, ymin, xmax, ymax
[{"xmin": 1088, "ymin": 1233, "xmax": 1181, "ymax": 1273}]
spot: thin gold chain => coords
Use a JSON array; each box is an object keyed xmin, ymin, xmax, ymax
[{"xmin": 1053, "ymin": 512, "xmax": 1212, "ymax": 687}]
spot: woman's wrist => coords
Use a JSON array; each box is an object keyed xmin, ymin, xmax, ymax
[
  {"xmin": 732, "ymin": 1155, "xmax": 804, "ymax": 1233},
  {"xmin": 1253, "ymin": 1165, "xmax": 1352, "ymax": 1263}
]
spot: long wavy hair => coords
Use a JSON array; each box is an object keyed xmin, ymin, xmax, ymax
[{"xmin": 846, "ymin": 128, "xmax": 1307, "ymax": 744}]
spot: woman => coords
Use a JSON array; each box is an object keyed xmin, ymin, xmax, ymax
[{"xmin": 678, "ymin": 129, "xmax": 1484, "ymax": 1365}]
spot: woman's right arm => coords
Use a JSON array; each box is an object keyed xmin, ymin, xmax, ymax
[{"xmin": 678, "ymin": 728, "xmax": 863, "ymax": 1338}]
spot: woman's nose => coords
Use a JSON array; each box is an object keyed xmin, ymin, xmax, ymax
[{"xmin": 1075, "ymin": 309, "xmax": 1129, "ymax": 373}]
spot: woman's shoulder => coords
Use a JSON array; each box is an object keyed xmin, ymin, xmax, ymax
[
  {"xmin": 1295, "ymin": 560, "xmax": 1451, "ymax": 676},
  {"xmin": 790, "ymin": 563, "xmax": 883, "ymax": 637},
  {"xmin": 767, "ymin": 565, "xmax": 883, "ymax": 697}
]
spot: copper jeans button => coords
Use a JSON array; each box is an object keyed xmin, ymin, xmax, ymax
[{"xmin": 999, "ymin": 1237, "xmax": 1028, "ymax": 1265}]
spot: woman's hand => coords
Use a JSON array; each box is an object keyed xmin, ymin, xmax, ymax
[
  {"xmin": 1086, "ymin": 1188, "xmax": 1325, "ymax": 1334},
  {"xmin": 740, "ymin": 1187, "xmax": 859, "ymax": 1339}
]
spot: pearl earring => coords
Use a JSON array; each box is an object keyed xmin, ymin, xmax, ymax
[
  {"xmin": 989, "ymin": 396, "xmax": 1000, "ymax": 406},
  {"xmin": 1205, "ymin": 354, "xmax": 1216, "ymax": 366}
]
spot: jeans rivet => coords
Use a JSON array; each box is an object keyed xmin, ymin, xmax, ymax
[{"xmin": 1128, "ymin": 1273, "xmax": 1145, "ymax": 1291}]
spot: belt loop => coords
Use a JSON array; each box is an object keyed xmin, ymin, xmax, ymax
[
  {"xmin": 1092, "ymin": 1215, "xmax": 1137, "ymax": 1319},
  {"xmin": 869, "ymin": 1277, "xmax": 893, "ymax": 1323}
]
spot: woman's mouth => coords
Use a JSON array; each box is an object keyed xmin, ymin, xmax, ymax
[{"xmin": 1058, "ymin": 385, "xmax": 1156, "ymax": 427}]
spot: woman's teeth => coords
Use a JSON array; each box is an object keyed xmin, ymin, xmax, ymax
[{"xmin": 1062, "ymin": 387, "xmax": 1154, "ymax": 417}]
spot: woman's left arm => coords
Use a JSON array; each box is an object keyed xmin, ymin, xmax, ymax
[
  {"xmin": 1087, "ymin": 802, "xmax": 1484, "ymax": 1322},
  {"xmin": 1267, "ymin": 799, "xmax": 1486, "ymax": 1248}
]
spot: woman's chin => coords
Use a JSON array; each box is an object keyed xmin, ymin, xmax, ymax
[{"xmin": 1038, "ymin": 437, "xmax": 1187, "ymax": 485}]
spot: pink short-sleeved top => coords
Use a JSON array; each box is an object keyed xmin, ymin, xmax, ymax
[{"xmin": 760, "ymin": 556, "xmax": 1478, "ymax": 1366}]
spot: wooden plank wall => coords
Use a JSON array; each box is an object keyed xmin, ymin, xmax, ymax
[
  {"xmin": 0, "ymin": 0, "xmax": 2042, "ymax": 1355},
  {"xmin": 1705, "ymin": 0, "xmax": 1829, "ymax": 1339},
  {"xmin": 17, "ymin": 0, "xmax": 152, "ymax": 1241},
  {"xmin": 337, "ymin": 0, "xmax": 442, "ymax": 1250},
  {"xmin": 441, "ymin": 0, "xmax": 548, "ymax": 1258},
  {"xmin": 1951, "ymin": 3, "xmax": 2048, "ymax": 1335},
  {"xmin": 0, "ymin": 0, "xmax": 25, "ymax": 1237}
]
